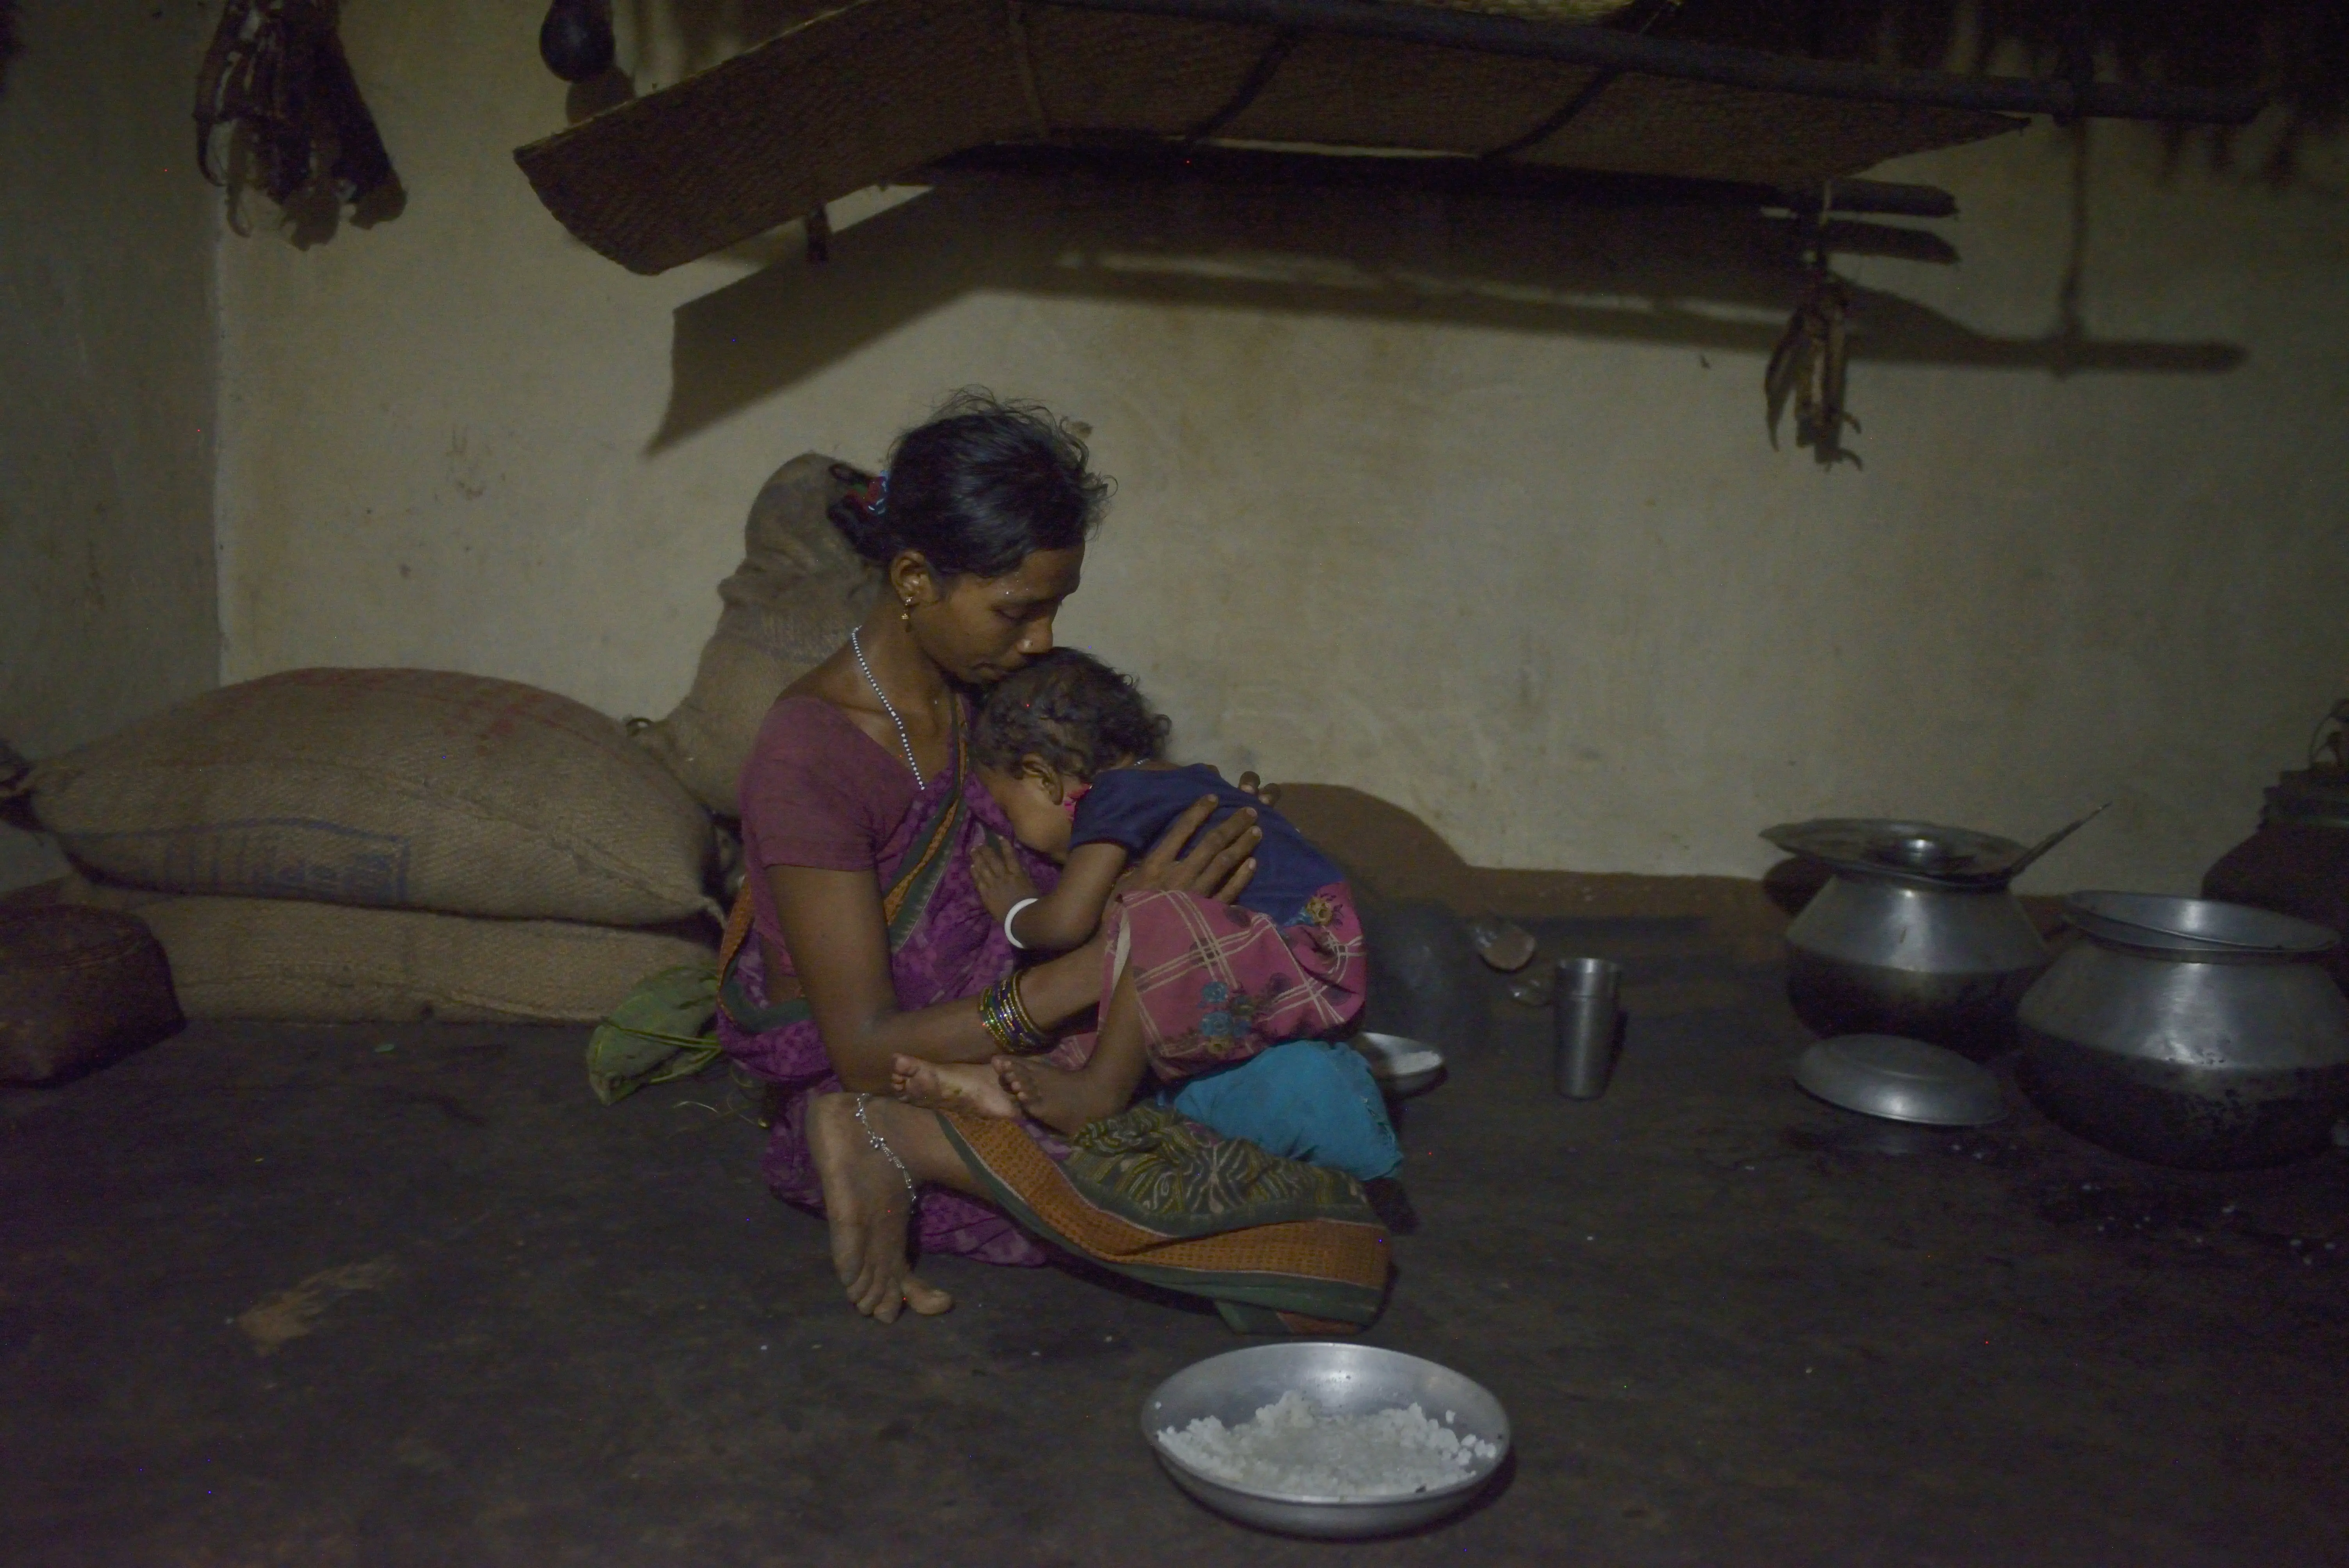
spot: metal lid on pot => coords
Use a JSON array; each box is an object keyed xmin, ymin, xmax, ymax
[
  {"xmin": 1793, "ymin": 1035, "xmax": 2006, "ymax": 1126},
  {"xmin": 2062, "ymin": 891, "xmax": 2340, "ymax": 957},
  {"xmin": 1762, "ymin": 818, "xmax": 2028, "ymax": 888}
]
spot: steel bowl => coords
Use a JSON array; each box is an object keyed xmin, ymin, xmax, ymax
[
  {"xmin": 1141, "ymin": 1342, "xmax": 1510, "ymax": 1538},
  {"xmin": 1352, "ymin": 1032, "xmax": 1447, "ymax": 1096},
  {"xmin": 1793, "ymin": 1033, "xmax": 2006, "ymax": 1126}
]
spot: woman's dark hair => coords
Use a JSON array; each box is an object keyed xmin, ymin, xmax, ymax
[
  {"xmin": 971, "ymin": 649, "xmax": 1169, "ymax": 779},
  {"xmin": 828, "ymin": 390, "xmax": 1111, "ymax": 577}
]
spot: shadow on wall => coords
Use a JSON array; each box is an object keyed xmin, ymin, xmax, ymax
[{"xmin": 649, "ymin": 168, "xmax": 2246, "ymax": 452}]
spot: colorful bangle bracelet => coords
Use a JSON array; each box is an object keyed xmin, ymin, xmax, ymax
[
  {"xmin": 979, "ymin": 973, "xmax": 1050, "ymax": 1055},
  {"xmin": 1006, "ymin": 971, "xmax": 1046, "ymax": 1049},
  {"xmin": 978, "ymin": 978, "xmax": 1015, "ymax": 1055}
]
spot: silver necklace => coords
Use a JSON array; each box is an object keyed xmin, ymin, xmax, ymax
[{"xmin": 849, "ymin": 626, "xmax": 925, "ymax": 788}]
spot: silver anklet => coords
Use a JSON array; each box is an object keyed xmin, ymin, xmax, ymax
[{"xmin": 853, "ymin": 1093, "xmax": 918, "ymax": 1200}]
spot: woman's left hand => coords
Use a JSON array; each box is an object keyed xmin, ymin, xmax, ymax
[{"xmin": 1118, "ymin": 795, "xmax": 1262, "ymax": 905}]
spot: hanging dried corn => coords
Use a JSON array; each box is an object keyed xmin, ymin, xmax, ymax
[
  {"xmin": 1764, "ymin": 267, "xmax": 1859, "ymax": 467},
  {"xmin": 1766, "ymin": 182, "xmax": 1863, "ymax": 469}
]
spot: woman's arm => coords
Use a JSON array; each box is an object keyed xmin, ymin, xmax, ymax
[
  {"xmin": 772, "ymin": 864, "xmax": 1027, "ymax": 1091},
  {"xmin": 773, "ymin": 796, "xmax": 1262, "ymax": 1093},
  {"xmin": 1009, "ymin": 842, "xmax": 1129, "ymax": 951}
]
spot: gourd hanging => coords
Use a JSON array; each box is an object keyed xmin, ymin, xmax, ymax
[{"xmin": 539, "ymin": 0, "xmax": 616, "ymax": 83}]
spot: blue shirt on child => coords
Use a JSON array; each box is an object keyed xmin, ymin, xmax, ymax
[{"xmin": 1068, "ymin": 764, "xmax": 1345, "ymax": 927}]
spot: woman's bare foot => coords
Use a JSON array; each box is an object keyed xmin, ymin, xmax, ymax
[
  {"xmin": 805, "ymin": 1092, "xmax": 952, "ymax": 1322},
  {"xmin": 891, "ymin": 1055, "xmax": 1022, "ymax": 1121},
  {"xmin": 993, "ymin": 1055, "xmax": 1130, "ymax": 1137}
]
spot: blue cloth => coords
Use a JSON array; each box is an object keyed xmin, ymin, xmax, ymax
[
  {"xmin": 1164, "ymin": 1041, "xmax": 1401, "ymax": 1182},
  {"xmin": 1070, "ymin": 764, "xmax": 1346, "ymax": 927}
]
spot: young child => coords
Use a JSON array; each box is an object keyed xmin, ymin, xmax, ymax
[{"xmin": 891, "ymin": 650, "xmax": 1397, "ymax": 1180}]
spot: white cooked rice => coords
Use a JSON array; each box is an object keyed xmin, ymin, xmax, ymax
[{"xmin": 1157, "ymin": 1391, "xmax": 1500, "ymax": 1499}]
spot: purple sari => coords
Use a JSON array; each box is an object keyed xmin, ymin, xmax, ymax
[{"xmin": 717, "ymin": 762, "xmax": 1064, "ymax": 1266}]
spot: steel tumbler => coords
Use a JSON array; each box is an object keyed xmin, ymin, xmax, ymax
[{"xmin": 1554, "ymin": 956, "xmax": 1623, "ymax": 1099}]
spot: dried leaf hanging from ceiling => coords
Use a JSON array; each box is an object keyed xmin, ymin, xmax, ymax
[{"xmin": 196, "ymin": 0, "xmax": 403, "ymax": 237}]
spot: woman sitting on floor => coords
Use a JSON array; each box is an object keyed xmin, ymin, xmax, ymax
[{"xmin": 716, "ymin": 392, "xmax": 1389, "ymax": 1332}]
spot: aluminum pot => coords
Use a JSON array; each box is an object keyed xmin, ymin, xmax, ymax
[
  {"xmin": 2017, "ymin": 893, "xmax": 2349, "ymax": 1169},
  {"xmin": 1767, "ymin": 820, "xmax": 2051, "ymax": 1057}
]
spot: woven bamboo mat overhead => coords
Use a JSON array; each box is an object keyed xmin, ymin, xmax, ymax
[
  {"xmin": 1517, "ymin": 75, "xmax": 2002, "ymax": 187},
  {"xmin": 515, "ymin": 0, "xmax": 2017, "ymax": 275}
]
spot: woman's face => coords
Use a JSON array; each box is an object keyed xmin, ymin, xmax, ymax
[{"xmin": 913, "ymin": 546, "xmax": 1084, "ymax": 688}]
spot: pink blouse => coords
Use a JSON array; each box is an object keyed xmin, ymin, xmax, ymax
[{"xmin": 736, "ymin": 697, "xmax": 936, "ymax": 963}]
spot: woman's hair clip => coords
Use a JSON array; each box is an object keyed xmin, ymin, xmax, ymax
[{"xmin": 858, "ymin": 472, "xmax": 889, "ymax": 515}]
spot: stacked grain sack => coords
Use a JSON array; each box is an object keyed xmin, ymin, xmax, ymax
[
  {"xmin": 12, "ymin": 453, "xmax": 873, "ymax": 1028},
  {"xmin": 21, "ymin": 670, "xmax": 719, "ymax": 1024},
  {"xmin": 629, "ymin": 453, "xmax": 878, "ymax": 817}
]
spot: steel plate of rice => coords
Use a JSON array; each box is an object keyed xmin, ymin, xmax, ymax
[{"xmin": 1141, "ymin": 1342, "xmax": 1511, "ymax": 1538}]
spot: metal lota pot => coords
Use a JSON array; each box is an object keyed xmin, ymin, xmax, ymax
[
  {"xmin": 2017, "ymin": 893, "xmax": 2349, "ymax": 1170},
  {"xmin": 1766, "ymin": 820, "xmax": 2053, "ymax": 1057}
]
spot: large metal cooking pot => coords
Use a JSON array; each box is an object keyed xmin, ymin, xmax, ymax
[
  {"xmin": 2018, "ymin": 893, "xmax": 2349, "ymax": 1169},
  {"xmin": 1765, "ymin": 819, "xmax": 2053, "ymax": 1057}
]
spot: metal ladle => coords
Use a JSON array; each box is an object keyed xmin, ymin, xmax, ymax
[
  {"xmin": 1887, "ymin": 803, "xmax": 2107, "ymax": 887},
  {"xmin": 1994, "ymin": 803, "xmax": 2110, "ymax": 883}
]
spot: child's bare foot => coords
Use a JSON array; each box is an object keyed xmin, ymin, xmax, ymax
[
  {"xmin": 891, "ymin": 1055, "xmax": 1022, "ymax": 1121},
  {"xmin": 993, "ymin": 1055, "xmax": 1132, "ymax": 1137},
  {"xmin": 806, "ymin": 1092, "xmax": 952, "ymax": 1322}
]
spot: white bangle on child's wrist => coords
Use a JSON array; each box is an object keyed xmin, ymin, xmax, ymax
[{"xmin": 1003, "ymin": 897, "xmax": 1041, "ymax": 951}]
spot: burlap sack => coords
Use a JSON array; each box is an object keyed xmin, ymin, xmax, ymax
[
  {"xmin": 29, "ymin": 668, "xmax": 713, "ymax": 925},
  {"xmin": 61, "ymin": 877, "xmax": 715, "ymax": 1024},
  {"xmin": 631, "ymin": 453, "xmax": 880, "ymax": 815}
]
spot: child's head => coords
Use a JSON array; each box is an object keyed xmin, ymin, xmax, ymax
[{"xmin": 972, "ymin": 649, "xmax": 1168, "ymax": 859}]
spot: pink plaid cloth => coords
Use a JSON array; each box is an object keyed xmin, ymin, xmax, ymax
[{"xmin": 1106, "ymin": 880, "xmax": 1366, "ymax": 1080}]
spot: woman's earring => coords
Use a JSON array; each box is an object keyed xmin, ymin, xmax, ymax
[{"xmin": 900, "ymin": 597, "xmax": 915, "ymax": 627}]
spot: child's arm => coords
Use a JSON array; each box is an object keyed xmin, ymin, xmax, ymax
[
  {"xmin": 971, "ymin": 835, "xmax": 1041, "ymax": 926},
  {"xmin": 1008, "ymin": 842, "xmax": 1129, "ymax": 951}
]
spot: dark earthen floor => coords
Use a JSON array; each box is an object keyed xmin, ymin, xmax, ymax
[{"xmin": 6, "ymin": 916, "xmax": 2344, "ymax": 1565}]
